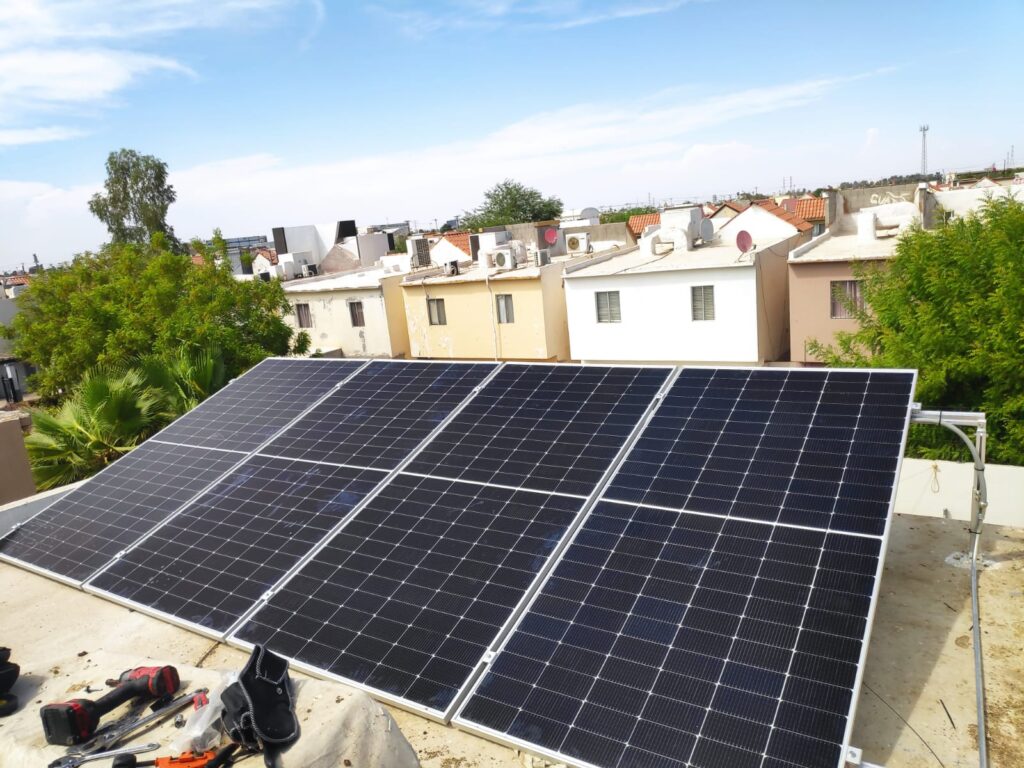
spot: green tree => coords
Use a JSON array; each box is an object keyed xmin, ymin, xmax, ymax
[
  {"xmin": 461, "ymin": 179, "xmax": 562, "ymax": 229},
  {"xmin": 810, "ymin": 196, "xmax": 1024, "ymax": 464},
  {"xmin": 88, "ymin": 149, "xmax": 183, "ymax": 252},
  {"xmin": 5, "ymin": 233, "xmax": 309, "ymax": 398},
  {"xmin": 25, "ymin": 367, "xmax": 163, "ymax": 489},
  {"xmin": 600, "ymin": 205, "xmax": 658, "ymax": 224}
]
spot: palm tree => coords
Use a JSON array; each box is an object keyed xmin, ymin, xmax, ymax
[
  {"xmin": 26, "ymin": 367, "xmax": 163, "ymax": 489},
  {"xmin": 140, "ymin": 346, "xmax": 227, "ymax": 421}
]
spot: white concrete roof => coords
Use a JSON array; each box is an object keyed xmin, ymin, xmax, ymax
[
  {"xmin": 788, "ymin": 229, "xmax": 901, "ymax": 264},
  {"xmin": 401, "ymin": 250, "xmax": 604, "ymax": 286},
  {"xmin": 283, "ymin": 267, "xmax": 399, "ymax": 293},
  {"xmin": 563, "ymin": 235, "xmax": 786, "ymax": 278}
]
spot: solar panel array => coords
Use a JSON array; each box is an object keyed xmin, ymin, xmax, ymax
[
  {"xmin": 0, "ymin": 441, "xmax": 240, "ymax": 582},
  {"xmin": 232, "ymin": 364, "xmax": 670, "ymax": 715},
  {"xmin": 457, "ymin": 368, "xmax": 915, "ymax": 768},
  {"xmin": 0, "ymin": 360, "xmax": 916, "ymax": 768}
]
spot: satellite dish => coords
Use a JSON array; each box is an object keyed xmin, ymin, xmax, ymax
[
  {"xmin": 736, "ymin": 230, "xmax": 753, "ymax": 253},
  {"xmin": 699, "ymin": 218, "xmax": 714, "ymax": 242},
  {"xmin": 543, "ymin": 227, "xmax": 558, "ymax": 245}
]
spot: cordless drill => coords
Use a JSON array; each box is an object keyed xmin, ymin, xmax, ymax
[{"xmin": 40, "ymin": 665, "xmax": 180, "ymax": 745}]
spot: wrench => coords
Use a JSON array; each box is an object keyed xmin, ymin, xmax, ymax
[
  {"xmin": 48, "ymin": 742, "xmax": 159, "ymax": 768},
  {"xmin": 69, "ymin": 688, "xmax": 207, "ymax": 756}
]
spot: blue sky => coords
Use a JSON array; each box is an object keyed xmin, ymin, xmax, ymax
[{"xmin": 0, "ymin": 0, "xmax": 1021, "ymax": 267}]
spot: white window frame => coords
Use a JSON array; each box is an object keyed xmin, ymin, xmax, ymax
[
  {"xmin": 691, "ymin": 285, "xmax": 715, "ymax": 321},
  {"xmin": 427, "ymin": 297, "xmax": 447, "ymax": 326},
  {"xmin": 595, "ymin": 291, "xmax": 621, "ymax": 323},
  {"xmin": 830, "ymin": 279, "xmax": 864, "ymax": 319},
  {"xmin": 496, "ymin": 294, "xmax": 515, "ymax": 324}
]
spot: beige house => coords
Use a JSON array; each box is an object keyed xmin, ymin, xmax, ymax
[
  {"xmin": 400, "ymin": 257, "xmax": 572, "ymax": 361},
  {"xmin": 283, "ymin": 267, "xmax": 410, "ymax": 358},
  {"xmin": 788, "ymin": 190, "xmax": 924, "ymax": 363}
]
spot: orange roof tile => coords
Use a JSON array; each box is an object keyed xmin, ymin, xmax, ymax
[
  {"xmin": 442, "ymin": 231, "xmax": 472, "ymax": 256},
  {"xmin": 793, "ymin": 197, "xmax": 825, "ymax": 221},
  {"xmin": 5, "ymin": 275, "xmax": 30, "ymax": 285},
  {"xmin": 753, "ymin": 200, "xmax": 813, "ymax": 232},
  {"xmin": 627, "ymin": 213, "xmax": 660, "ymax": 237}
]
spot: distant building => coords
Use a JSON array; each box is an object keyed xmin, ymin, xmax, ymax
[
  {"xmin": 221, "ymin": 235, "xmax": 270, "ymax": 274},
  {"xmin": 0, "ymin": 296, "xmax": 30, "ymax": 400},
  {"xmin": 283, "ymin": 266, "xmax": 411, "ymax": 358},
  {"xmin": 564, "ymin": 204, "xmax": 810, "ymax": 364},
  {"xmin": 2, "ymin": 275, "xmax": 30, "ymax": 299},
  {"xmin": 788, "ymin": 186, "xmax": 928, "ymax": 364},
  {"xmin": 784, "ymin": 196, "xmax": 827, "ymax": 236},
  {"xmin": 261, "ymin": 220, "xmax": 390, "ymax": 280}
]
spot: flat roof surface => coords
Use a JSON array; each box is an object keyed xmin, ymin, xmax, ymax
[
  {"xmin": 564, "ymin": 236, "xmax": 780, "ymax": 277},
  {"xmin": 283, "ymin": 267, "xmax": 397, "ymax": 292},
  {"xmin": 1, "ymin": 458, "xmax": 1021, "ymax": 767}
]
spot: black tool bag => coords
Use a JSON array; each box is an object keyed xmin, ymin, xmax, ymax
[{"xmin": 221, "ymin": 645, "xmax": 300, "ymax": 767}]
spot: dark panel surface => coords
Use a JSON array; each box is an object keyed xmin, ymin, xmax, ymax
[
  {"xmin": 460, "ymin": 501, "xmax": 882, "ymax": 768},
  {"xmin": 606, "ymin": 368, "xmax": 914, "ymax": 536},
  {"xmin": 405, "ymin": 365, "xmax": 669, "ymax": 496},
  {"xmin": 235, "ymin": 473, "xmax": 584, "ymax": 712},
  {"xmin": 155, "ymin": 358, "xmax": 362, "ymax": 452},
  {"xmin": 263, "ymin": 361, "xmax": 495, "ymax": 469},
  {"xmin": 0, "ymin": 442, "xmax": 240, "ymax": 582},
  {"xmin": 90, "ymin": 456, "xmax": 386, "ymax": 631}
]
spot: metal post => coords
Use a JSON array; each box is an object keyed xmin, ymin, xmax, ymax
[{"xmin": 909, "ymin": 408, "xmax": 988, "ymax": 768}]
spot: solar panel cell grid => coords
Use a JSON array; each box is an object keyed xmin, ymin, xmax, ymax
[
  {"xmin": 0, "ymin": 442, "xmax": 241, "ymax": 582},
  {"xmin": 154, "ymin": 358, "xmax": 363, "ymax": 452},
  {"xmin": 605, "ymin": 368, "xmax": 913, "ymax": 536},
  {"xmin": 459, "ymin": 501, "xmax": 882, "ymax": 768},
  {"xmin": 405, "ymin": 365, "xmax": 670, "ymax": 497},
  {"xmin": 88, "ymin": 455, "xmax": 386, "ymax": 632},
  {"xmin": 234, "ymin": 473, "xmax": 585, "ymax": 713},
  {"xmin": 262, "ymin": 361, "xmax": 496, "ymax": 469}
]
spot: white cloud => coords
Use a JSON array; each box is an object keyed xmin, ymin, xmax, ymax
[
  {"xmin": 0, "ymin": 0, "xmax": 313, "ymax": 145},
  {"xmin": 0, "ymin": 72, "xmax": 876, "ymax": 266}
]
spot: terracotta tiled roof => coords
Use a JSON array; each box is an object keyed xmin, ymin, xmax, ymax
[
  {"xmin": 252, "ymin": 246, "xmax": 278, "ymax": 265},
  {"xmin": 710, "ymin": 199, "xmax": 748, "ymax": 216},
  {"xmin": 442, "ymin": 231, "xmax": 472, "ymax": 256},
  {"xmin": 627, "ymin": 213, "xmax": 660, "ymax": 237},
  {"xmin": 793, "ymin": 197, "xmax": 825, "ymax": 222},
  {"xmin": 190, "ymin": 254, "xmax": 205, "ymax": 266},
  {"xmin": 753, "ymin": 200, "xmax": 813, "ymax": 232},
  {"xmin": 4, "ymin": 275, "xmax": 30, "ymax": 286}
]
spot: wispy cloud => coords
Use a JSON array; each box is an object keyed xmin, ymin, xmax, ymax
[
  {"xmin": 369, "ymin": 0, "xmax": 695, "ymax": 37},
  {"xmin": 0, "ymin": 0, "xmax": 313, "ymax": 146},
  {"xmin": 0, "ymin": 70, "xmax": 881, "ymax": 264}
]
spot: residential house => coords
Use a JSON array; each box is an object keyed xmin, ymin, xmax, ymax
[
  {"xmin": 283, "ymin": 266, "xmax": 411, "ymax": 358},
  {"xmin": 627, "ymin": 213, "xmax": 660, "ymax": 239},
  {"xmin": 707, "ymin": 199, "xmax": 749, "ymax": 231},
  {"xmin": 0, "ymin": 296, "xmax": 29, "ymax": 401},
  {"xmin": 2, "ymin": 275, "xmax": 30, "ymax": 299},
  {"xmin": 788, "ymin": 186, "xmax": 927, "ymax": 364},
  {"xmin": 784, "ymin": 196, "xmax": 827, "ymax": 236},
  {"xmin": 564, "ymin": 203, "xmax": 811, "ymax": 364},
  {"xmin": 400, "ymin": 241, "xmax": 586, "ymax": 362}
]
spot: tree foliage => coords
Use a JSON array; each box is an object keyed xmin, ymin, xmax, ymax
[
  {"xmin": 461, "ymin": 179, "xmax": 562, "ymax": 229},
  {"xmin": 5, "ymin": 232, "xmax": 309, "ymax": 398},
  {"xmin": 26, "ymin": 348, "xmax": 229, "ymax": 489},
  {"xmin": 810, "ymin": 196, "xmax": 1024, "ymax": 464},
  {"xmin": 600, "ymin": 205, "xmax": 657, "ymax": 224},
  {"xmin": 89, "ymin": 149, "xmax": 183, "ymax": 252}
]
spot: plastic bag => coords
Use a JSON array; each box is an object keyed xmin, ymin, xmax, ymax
[{"xmin": 168, "ymin": 673, "xmax": 234, "ymax": 754}]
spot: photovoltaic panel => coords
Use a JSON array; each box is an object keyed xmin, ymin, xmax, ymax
[
  {"xmin": 154, "ymin": 358, "xmax": 364, "ymax": 452},
  {"xmin": 405, "ymin": 365, "xmax": 670, "ymax": 497},
  {"xmin": 0, "ymin": 441, "xmax": 241, "ymax": 583},
  {"xmin": 88, "ymin": 455, "xmax": 387, "ymax": 632},
  {"xmin": 605, "ymin": 368, "xmax": 915, "ymax": 536},
  {"xmin": 233, "ymin": 473, "xmax": 584, "ymax": 714},
  {"xmin": 458, "ymin": 501, "xmax": 883, "ymax": 768},
  {"xmin": 262, "ymin": 361, "xmax": 496, "ymax": 469}
]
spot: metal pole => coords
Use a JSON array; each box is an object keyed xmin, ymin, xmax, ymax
[{"xmin": 909, "ymin": 409, "xmax": 988, "ymax": 768}]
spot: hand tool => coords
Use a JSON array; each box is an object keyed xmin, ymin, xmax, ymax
[
  {"xmin": 111, "ymin": 745, "xmax": 239, "ymax": 768},
  {"xmin": 41, "ymin": 666, "xmax": 180, "ymax": 746},
  {"xmin": 47, "ymin": 741, "xmax": 160, "ymax": 768},
  {"xmin": 69, "ymin": 688, "xmax": 208, "ymax": 756}
]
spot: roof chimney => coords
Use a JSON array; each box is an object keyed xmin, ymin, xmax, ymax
[{"xmin": 857, "ymin": 212, "xmax": 877, "ymax": 242}]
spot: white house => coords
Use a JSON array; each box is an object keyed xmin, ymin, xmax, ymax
[
  {"xmin": 564, "ymin": 203, "xmax": 810, "ymax": 364},
  {"xmin": 264, "ymin": 221, "xmax": 390, "ymax": 279},
  {"xmin": 283, "ymin": 266, "xmax": 411, "ymax": 358}
]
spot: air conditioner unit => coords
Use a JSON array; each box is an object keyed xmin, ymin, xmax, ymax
[
  {"xmin": 444, "ymin": 261, "xmax": 460, "ymax": 276},
  {"xmin": 411, "ymin": 238, "xmax": 431, "ymax": 268},
  {"xmin": 492, "ymin": 248, "xmax": 516, "ymax": 270},
  {"xmin": 300, "ymin": 264, "xmax": 319, "ymax": 278},
  {"xmin": 566, "ymin": 233, "xmax": 590, "ymax": 253},
  {"xmin": 258, "ymin": 271, "xmax": 272, "ymax": 282},
  {"xmin": 533, "ymin": 249, "xmax": 551, "ymax": 267}
]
